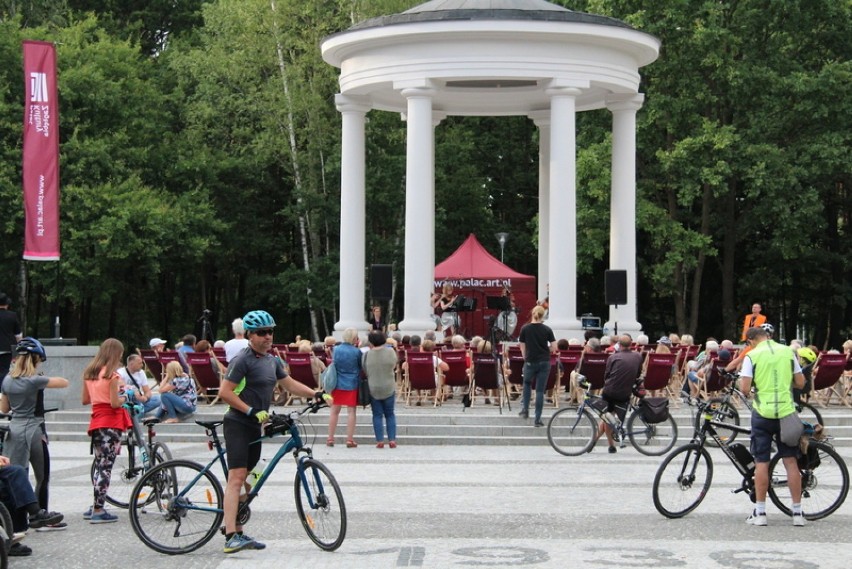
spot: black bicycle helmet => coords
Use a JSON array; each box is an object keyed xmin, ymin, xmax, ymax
[{"xmin": 16, "ymin": 337, "xmax": 47, "ymax": 362}]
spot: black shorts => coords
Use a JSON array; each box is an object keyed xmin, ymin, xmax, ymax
[
  {"xmin": 223, "ymin": 416, "xmax": 262, "ymax": 471},
  {"xmin": 602, "ymin": 393, "xmax": 628, "ymax": 422}
]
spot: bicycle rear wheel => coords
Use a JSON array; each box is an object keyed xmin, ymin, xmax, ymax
[
  {"xmin": 129, "ymin": 459, "xmax": 224, "ymax": 555},
  {"xmin": 0, "ymin": 500, "xmax": 13, "ymax": 554},
  {"xmin": 768, "ymin": 440, "xmax": 849, "ymax": 520},
  {"xmin": 95, "ymin": 437, "xmax": 137, "ymax": 508},
  {"xmin": 294, "ymin": 458, "xmax": 346, "ymax": 551},
  {"xmin": 693, "ymin": 398, "xmax": 740, "ymax": 447},
  {"xmin": 653, "ymin": 444, "xmax": 714, "ymax": 518},
  {"xmin": 547, "ymin": 406, "xmax": 597, "ymax": 456},
  {"xmin": 795, "ymin": 401, "xmax": 823, "ymax": 428},
  {"xmin": 626, "ymin": 410, "xmax": 678, "ymax": 456}
]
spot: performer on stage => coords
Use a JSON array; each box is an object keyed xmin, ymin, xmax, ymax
[{"xmin": 436, "ymin": 283, "xmax": 458, "ymax": 336}]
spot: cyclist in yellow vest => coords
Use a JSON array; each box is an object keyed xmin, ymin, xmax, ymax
[{"xmin": 738, "ymin": 326, "xmax": 806, "ymax": 527}]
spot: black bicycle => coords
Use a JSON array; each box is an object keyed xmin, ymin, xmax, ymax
[
  {"xmin": 653, "ymin": 397, "xmax": 849, "ymax": 520},
  {"xmin": 547, "ymin": 377, "xmax": 678, "ymax": 456},
  {"xmin": 90, "ymin": 402, "xmax": 172, "ymax": 508},
  {"xmin": 693, "ymin": 369, "xmax": 823, "ymax": 447},
  {"xmin": 128, "ymin": 399, "xmax": 345, "ymax": 555}
]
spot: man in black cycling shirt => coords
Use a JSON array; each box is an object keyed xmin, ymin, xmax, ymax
[{"xmin": 218, "ymin": 310, "xmax": 329, "ymax": 554}]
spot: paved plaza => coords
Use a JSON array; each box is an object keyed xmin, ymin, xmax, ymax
[{"xmin": 8, "ymin": 418, "xmax": 851, "ymax": 569}]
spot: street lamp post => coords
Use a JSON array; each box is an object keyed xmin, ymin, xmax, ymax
[{"xmin": 495, "ymin": 232, "xmax": 509, "ymax": 263}]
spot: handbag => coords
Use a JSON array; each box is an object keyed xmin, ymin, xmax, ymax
[
  {"xmin": 358, "ymin": 376, "xmax": 371, "ymax": 407},
  {"xmin": 320, "ymin": 362, "xmax": 337, "ymax": 392}
]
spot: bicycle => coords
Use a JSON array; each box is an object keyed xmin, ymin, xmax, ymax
[
  {"xmin": 693, "ymin": 370, "xmax": 824, "ymax": 447},
  {"xmin": 90, "ymin": 402, "xmax": 172, "ymax": 508},
  {"xmin": 547, "ymin": 377, "xmax": 678, "ymax": 456},
  {"xmin": 128, "ymin": 399, "xmax": 346, "ymax": 555},
  {"xmin": 653, "ymin": 397, "xmax": 849, "ymax": 520}
]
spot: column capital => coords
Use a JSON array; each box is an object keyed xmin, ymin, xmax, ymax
[
  {"xmin": 605, "ymin": 93, "xmax": 645, "ymax": 112},
  {"xmin": 528, "ymin": 110, "xmax": 551, "ymax": 128},
  {"xmin": 335, "ymin": 93, "xmax": 372, "ymax": 113},
  {"xmin": 400, "ymin": 86, "xmax": 436, "ymax": 99},
  {"xmin": 545, "ymin": 86, "xmax": 583, "ymax": 99}
]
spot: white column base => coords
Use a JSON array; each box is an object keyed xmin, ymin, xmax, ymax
[{"xmin": 603, "ymin": 318, "xmax": 643, "ymax": 339}]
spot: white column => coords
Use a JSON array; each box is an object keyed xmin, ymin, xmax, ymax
[
  {"xmin": 604, "ymin": 94, "xmax": 644, "ymax": 336},
  {"xmin": 530, "ymin": 111, "xmax": 550, "ymax": 303},
  {"xmin": 428, "ymin": 112, "xmax": 446, "ymax": 306},
  {"xmin": 333, "ymin": 94, "xmax": 371, "ymax": 333},
  {"xmin": 546, "ymin": 87, "xmax": 584, "ymax": 339},
  {"xmin": 398, "ymin": 87, "xmax": 437, "ymax": 334}
]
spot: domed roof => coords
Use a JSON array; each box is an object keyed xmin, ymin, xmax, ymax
[{"xmin": 350, "ymin": 0, "xmax": 634, "ymax": 32}]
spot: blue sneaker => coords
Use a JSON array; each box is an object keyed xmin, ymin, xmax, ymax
[
  {"xmin": 89, "ymin": 510, "xmax": 119, "ymax": 524},
  {"xmin": 242, "ymin": 534, "xmax": 266, "ymax": 550},
  {"xmin": 83, "ymin": 506, "xmax": 93, "ymax": 520},
  {"xmin": 224, "ymin": 533, "xmax": 256, "ymax": 554}
]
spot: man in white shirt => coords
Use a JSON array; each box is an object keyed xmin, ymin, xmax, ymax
[
  {"xmin": 118, "ymin": 354, "xmax": 161, "ymax": 415},
  {"xmin": 224, "ymin": 318, "xmax": 250, "ymax": 363}
]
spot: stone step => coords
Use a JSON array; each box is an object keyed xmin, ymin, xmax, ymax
[{"xmin": 42, "ymin": 403, "xmax": 852, "ymax": 446}]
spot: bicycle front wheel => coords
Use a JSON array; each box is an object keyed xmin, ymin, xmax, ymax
[
  {"xmin": 129, "ymin": 459, "xmax": 224, "ymax": 555},
  {"xmin": 693, "ymin": 397, "xmax": 740, "ymax": 447},
  {"xmin": 627, "ymin": 410, "xmax": 678, "ymax": 456},
  {"xmin": 653, "ymin": 444, "xmax": 714, "ymax": 518},
  {"xmin": 768, "ymin": 440, "xmax": 849, "ymax": 520},
  {"xmin": 795, "ymin": 401, "xmax": 823, "ymax": 428},
  {"xmin": 294, "ymin": 458, "xmax": 347, "ymax": 551},
  {"xmin": 547, "ymin": 406, "xmax": 597, "ymax": 456}
]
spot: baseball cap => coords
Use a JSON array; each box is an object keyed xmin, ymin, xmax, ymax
[
  {"xmin": 149, "ymin": 338, "xmax": 167, "ymax": 348},
  {"xmin": 657, "ymin": 336, "xmax": 672, "ymax": 345}
]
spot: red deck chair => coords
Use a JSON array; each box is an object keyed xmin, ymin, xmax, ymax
[
  {"xmin": 139, "ymin": 349, "xmax": 164, "ymax": 383},
  {"xmin": 504, "ymin": 349, "xmax": 525, "ymax": 398},
  {"xmin": 558, "ymin": 351, "xmax": 581, "ymax": 403},
  {"xmin": 642, "ymin": 353, "xmax": 678, "ymax": 400},
  {"xmin": 283, "ymin": 352, "xmax": 318, "ymax": 405},
  {"xmin": 470, "ymin": 352, "xmax": 506, "ymax": 413},
  {"xmin": 810, "ymin": 353, "xmax": 849, "ymax": 407},
  {"xmin": 576, "ymin": 352, "xmax": 610, "ymax": 391},
  {"xmin": 439, "ymin": 349, "xmax": 471, "ymax": 403},
  {"xmin": 158, "ymin": 350, "xmax": 182, "ymax": 374},
  {"xmin": 212, "ymin": 347, "xmax": 227, "ymax": 367},
  {"xmin": 404, "ymin": 351, "xmax": 440, "ymax": 407},
  {"xmin": 185, "ymin": 352, "xmax": 222, "ymax": 405}
]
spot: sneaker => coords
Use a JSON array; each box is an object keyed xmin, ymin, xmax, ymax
[
  {"xmin": 224, "ymin": 533, "xmax": 257, "ymax": 554},
  {"xmin": 36, "ymin": 521, "xmax": 68, "ymax": 532},
  {"xmin": 792, "ymin": 512, "xmax": 806, "ymax": 527},
  {"xmin": 83, "ymin": 506, "xmax": 93, "ymax": 520},
  {"xmin": 534, "ymin": 420, "xmax": 544, "ymax": 427},
  {"xmin": 746, "ymin": 510, "xmax": 768, "ymax": 526},
  {"xmin": 9, "ymin": 543, "xmax": 32, "ymax": 557},
  {"xmin": 28, "ymin": 509, "xmax": 64, "ymax": 529},
  {"xmin": 242, "ymin": 534, "xmax": 266, "ymax": 550},
  {"xmin": 518, "ymin": 410, "xmax": 529, "ymax": 419},
  {"xmin": 89, "ymin": 510, "xmax": 119, "ymax": 524},
  {"xmin": 608, "ymin": 445, "xmax": 617, "ymax": 454}
]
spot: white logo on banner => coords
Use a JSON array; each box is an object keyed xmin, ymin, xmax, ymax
[{"xmin": 30, "ymin": 72, "xmax": 48, "ymax": 103}]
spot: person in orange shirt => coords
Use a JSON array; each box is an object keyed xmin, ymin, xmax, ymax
[{"xmin": 740, "ymin": 303, "xmax": 767, "ymax": 341}]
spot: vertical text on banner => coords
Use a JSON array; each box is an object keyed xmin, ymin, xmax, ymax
[{"xmin": 22, "ymin": 40, "xmax": 60, "ymax": 261}]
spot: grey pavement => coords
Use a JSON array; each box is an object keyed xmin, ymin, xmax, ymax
[{"xmin": 9, "ymin": 426, "xmax": 852, "ymax": 569}]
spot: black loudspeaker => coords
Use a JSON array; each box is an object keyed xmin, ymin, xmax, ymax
[
  {"xmin": 604, "ymin": 270, "xmax": 627, "ymax": 306},
  {"xmin": 370, "ymin": 264, "xmax": 393, "ymax": 300}
]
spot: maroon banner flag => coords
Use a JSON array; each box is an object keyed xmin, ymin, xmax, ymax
[{"xmin": 22, "ymin": 40, "xmax": 60, "ymax": 261}]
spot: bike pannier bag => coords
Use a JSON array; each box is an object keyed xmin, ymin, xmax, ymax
[{"xmin": 640, "ymin": 397, "xmax": 669, "ymax": 424}]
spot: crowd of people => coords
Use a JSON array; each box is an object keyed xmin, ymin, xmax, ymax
[{"xmin": 1, "ymin": 296, "xmax": 851, "ymax": 555}]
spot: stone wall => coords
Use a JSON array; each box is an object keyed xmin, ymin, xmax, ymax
[{"xmin": 35, "ymin": 346, "xmax": 99, "ymax": 410}]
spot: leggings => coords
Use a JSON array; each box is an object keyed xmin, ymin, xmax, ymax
[{"xmin": 91, "ymin": 428, "xmax": 122, "ymax": 509}]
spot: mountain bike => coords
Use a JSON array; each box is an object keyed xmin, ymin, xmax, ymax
[
  {"xmin": 693, "ymin": 370, "xmax": 823, "ymax": 447},
  {"xmin": 128, "ymin": 399, "xmax": 346, "ymax": 555},
  {"xmin": 547, "ymin": 377, "xmax": 678, "ymax": 456},
  {"xmin": 91, "ymin": 402, "xmax": 172, "ymax": 508},
  {"xmin": 653, "ymin": 397, "xmax": 848, "ymax": 520}
]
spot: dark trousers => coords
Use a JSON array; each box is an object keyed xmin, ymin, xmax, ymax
[
  {"xmin": 522, "ymin": 360, "xmax": 551, "ymax": 422},
  {"xmin": 0, "ymin": 464, "xmax": 39, "ymax": 532}
]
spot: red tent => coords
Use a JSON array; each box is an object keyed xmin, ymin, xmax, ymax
[{"xmin": 434, "ymin": 234, "xmax": 536, "ymax": 339}]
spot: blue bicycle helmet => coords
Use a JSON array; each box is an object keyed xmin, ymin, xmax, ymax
[
  {"xmin": 242, "ymin": 310, "xmax": 276, "ymax": 331},
  {"xmin": 16, "ymin": 337, "xmax": 47, "ymax": 362}
]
